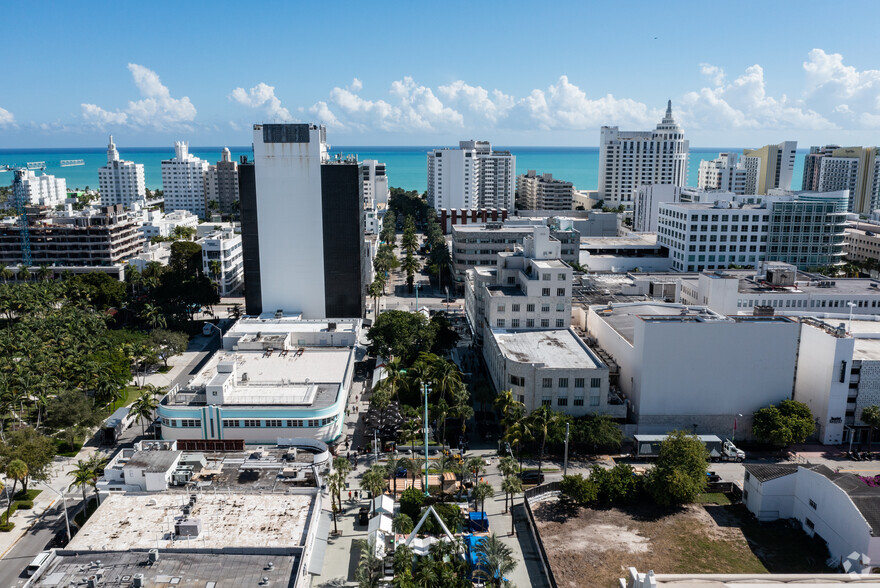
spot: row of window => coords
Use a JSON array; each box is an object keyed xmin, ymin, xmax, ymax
[
  {"xmin": 541, "ymin": 396, "xmax": 600, "ymax": 407},
  {"xmin": 497, "ymin": 318, "xmax": 565, "ymax": 328},
  {"xmin": 509, "ymin": 375, "xmax": 601, "ymax": 388},
  {"xmin": 161, "ymin": 418, "xmax": 201, "ymax": 428},
  {"xmin": 498, "ymin": 303, "xmax": 565, "ymax": 313},
  {"xmin": 222, "ymin": 416, "xmax": 337, "ymax": 428}
]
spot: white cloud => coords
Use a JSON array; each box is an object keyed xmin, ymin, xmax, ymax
[
  {"xmin": 0, "ymin": 106, "xmax": 14, "ymax": 126},
  {"xmin": 229, "ymin": 82, "xmax": 294, "ymax": 122},
  {"xmin": 802, "ymin": 49, "xmax": 880, "ymax": 120},
  {"xmin": 81, "ymin": 64, "xmax": 196, "ymax": 130},
  {"xmin": 308, "ymin": 101, "xmax": 343, "ymax": 128},
  {"xmin": 679, "ymin": 62, "xmax": 835, "ymax": 132},
  {"xmin": 438, "ymin": 81, "xmax": 514, "ymax": 124}
]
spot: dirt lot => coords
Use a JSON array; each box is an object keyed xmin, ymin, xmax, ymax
[{"xmin": 533, "ymin": 498, "xmax": 833, "ymax": 588}]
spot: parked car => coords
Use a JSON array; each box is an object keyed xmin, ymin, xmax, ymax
[
  {"xmin": 395, "ymin": 467, "xmax": 407, "ymax": 478},
  {"xmin": 517, "ymin": 471, "xmax": 545, "ymax": 485}
]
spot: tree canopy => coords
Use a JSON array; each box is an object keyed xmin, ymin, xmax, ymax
[
  {"xmin": 646, "ymin": 430, "xmax": 709, "ymax": 506},
  {"xmin": 753, "ymin": 400, "xmax": 815, "ymax": 447},
  {"xmin": 366, "ymin": 310, "xmax": 458, "ymax": 363}
]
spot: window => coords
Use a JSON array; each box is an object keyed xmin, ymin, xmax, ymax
[
  {"xmin": 557, "ymin": 397, "xmax": 568, "ymax": 406},
  {"xmin": 518, "ymin": 395, "xmax": 525, "ymax": 403},
  {"xmin": 266, "ymin": 419, "xmax": 282, "ymax": 427},
  {"xmin": 542, "ymin": 378, "xmax": 553, "ymax": 388},
  {"xmin": 243, "ymin": 419, "xmax": 260, "ymax": 427},
  {"xmin": 809, "ymin": 499, "xmax": 817, "ymax": 510},
  {"xmin": 509, "ymin": 375, "xmax": 525, "ymax": 386},
  {"xmin": 527, "ymin": 304, "xmax": 535, "ymax": 312},
  {"xmin": 556, "ymin": 303, "xmax": 565, "ymax": 312},
  {"xmin": 590, "ymin": 378, "xmax": 601, "ymax": 388},
  {"xmin": 496, "ymin": 319, "xmax": 505, "ymax": 327},
  {"xmin": 542, "ymin": 273, "xmax": 551, "ymax": 281},
  {"xmin": 574, "ymin": 378, "xmax": 585, "ymax": 388},
  {"xmin": 497, "ymin": 304, "xmax": 505, "ymax": 312},
  {"xmin": 511, "ymin": 304, "xmax": 520, "ymax": 312},
  {"xmin": 286, "ymin": 419, "xmax": 303, "ymax": 427},
  {"xmin": 805, "ymin": 518, "xmax": 815, "ymax": 530},
  {"xmin": 743, "ymin": 489, "xmax": 749, "ymax": 500},
  {"xmin": 541, "ymin": 304, "xmax": 550, "ymax": 312},
  {"xmin": 541, "ymin": 396, "xmax": 551, "ymax": 406},
  {"xmin": 222, "ymin": 419, "xmax": 238, "ymax": 428},
  {"xmin": 573, "ymin": 396, "xmax": 584, "ymax": 406},
  {"xmin": 180, "ymin": 419, "xmax": 200, "ymax": 428},
  {"xmin": 542, "ymin": 288, "xmax": 551, "ymax": 296},
  {"xmin": 541, "ymin": 319, "xmax": 549, "ymax": 327},
  {"xmin": 526, "ymin": 319, "xmax": 535, "ymax": 327},
  {"xmin": 556, "ymin": 319, "xmax": 564, "ymax": 328},
  {"xmin": 559, "ymin": 378, "xmax": 569, "ymax": 388},
  {"xmin": 511, "ymin": 319, "xmax": 520, "ymax": 328},
  {"xmin": 308, "ymin": 419, "xmax": 321, "ymax": 427},
  {"xmin": 556, "ymin": 288, "xmax": 566, "ymax": 296},
  {"xmin": 590, "ymin": 396, "xmax": 600, "ymax": 407},
  {"xmin": 558, "ymin": 273, "xmax": 566, "ymax": 281}
]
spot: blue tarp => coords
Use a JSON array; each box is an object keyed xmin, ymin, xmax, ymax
[{"xmin": 468, "ymin": 511, "xmax": 489, "ymax": 532}]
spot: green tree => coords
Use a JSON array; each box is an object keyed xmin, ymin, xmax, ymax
[
  {"xmin": 140, "ymin": 303, "xmax": 166, "ymax": 330},
  {"xmin": 0, "ymin": 427, "xmax": 55, "ymax": 492},
  {"xmin": 861, "ymin": 405, "xmax": 880, "ymax": 451},
  {"xmin": 68, "ymin": 459, "xmax": 94, "ymax": 512},
  {"xmin": 591, "ymin": 463, "xmax": 640, "ymax": 505},
  {"xmin": 647, "ymin": 430, "xmax": 709, "ymax": 507},
  {"xmin": 501, "ymin": 474, "xmax": 523, "ymax": 514},
  {"xmin": 560, "ymin": 473, "xmax": 598, "ymax": 505},
  {"xmin": 472, "ymin": 480, "xmax": 494, "ymax": 513},
  {"xmin": 362, "ymin": 465, "xmax": 388, "ymax": 514},
  {"xmin": 473, "ymin": 533, "xmax": 517, "ymax": 588},
  {"xmin": 392, "ymin": 512, "xmax": 414, "ymax": 535},
  {"xmin": 5, "ymin": 459, "xmax": 27, "ymax": 520},
  {"xmin": 169, "ymin": 240, "xmax": 203, "ymax": 276},
  {"xmin": 572, "ymin": 413, "xmax": 623, "ymax": 453},
  {"xmin": 399, "ymin": 486, "xmax": 425, "ymax": 521},
  {"xmin": 753, "ymin": 399, "xmax": 815, "ymax": 447},
  {"xmin": 130, "ymin": 390, "xmax": 160, "ymax": 436},
  {"xmin": 170, "ymin": 225, "xmax": 197, "ymax": 241},
  {"xmin": 354, "ymin": 537, "xmax": 384, "ymax": 588},
  {"xmin": 149, "ymin": 329, "xmax": 189, "ymax": 368},
  {"xmin": 529, "ymin": 405, "xmax": 562, "ymax": 473},
  {"xmin": 65, "ymin": 272, "xmax": 126, "ymax": 310},
  {"xmin": 367, "ymin": 310, "xmax": 435, "ymax": 363}
]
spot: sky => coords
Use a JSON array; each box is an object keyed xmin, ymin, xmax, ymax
[{"xmin": 2, "ymin": 1, "xmax": 880, "ymax": 148}]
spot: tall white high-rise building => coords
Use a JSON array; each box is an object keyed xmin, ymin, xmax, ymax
[
  {"xmin": 697, "ymin": 152, "xmax": 752, "ymax": 194},
  {"xmin": 426, "ymin": 140, "xmax": 515, "ymax": 212},
  {"xmin": 98, "ymin": 136, "xmax": 146, "ymax": 207},
  {"xmin": 812, "ymin": 146, "xmax": 880, "ymax": 214},
  {"xmin": 239, "ymin": 124, "xmax": 365, "ymax": 319},
  {"xmin": 598, "ymin": 101, "xmax": 689, "ymax": 208},
  {"xmin": 13, "ymin": 170, "xmax": 67, "ymax": 207},
  {"xmin": 360, "ymin": 160, "xmax": 389, "ymax": 208},
  {"xmin": 206, "ymin": 147, "xmax": 239, "ymax": 216},
  {"xmin": 161, "ymin": 141, "xmax": 209, "ymax": 218}
]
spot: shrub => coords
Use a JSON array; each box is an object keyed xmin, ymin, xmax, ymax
[
  {"xmin": 15, "ymin": 500, "xmax": 34, "ymax": 510},
  {"xmin": 0, "ymin": 522, "xmax": 14, "ymax": 532},
  {"xmin": 418, "ymin": 502, "xmax": 462, "ymax": 535},
  {"xmin": 560, "ymin": 473, "xmax": 598, "ymax": 505},
  {"xmin": 399, "ymin": 487, "xmax": 425, "ymax": 522}
]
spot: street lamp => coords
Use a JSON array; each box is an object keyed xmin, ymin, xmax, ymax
[
  {"xmin": 40, "ymin": 483, "xmax": 71, "ymax": 544},
  {"xmin": 733, "ymin": 413, "xmax": 743, "ymax": 442},
  {"xmin": 204, "ymin": 321, "xmax": 222, "ymax": 338},
  {"xmin": 414, "ymin": 282, "xmax": 421, "ymax": 313},
  {"xmin": 848, "ymin": 301, "xmax": 858, "ymax": 334},
  {"xmin": 422, "ymin": 383, "xmax": 430, "ymax": 496}
]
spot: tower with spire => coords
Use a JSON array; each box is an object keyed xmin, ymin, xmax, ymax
[
  {"xmin": 206, "ymin": 147, "xmax": 240, "ymax": 216},
  {"xmin": 98, "ymin": 136, "xmax": 146, "ymax": 207},
  {"xmin": 598, "ymin": 100, "xmax": 689, "ymax": 208}
]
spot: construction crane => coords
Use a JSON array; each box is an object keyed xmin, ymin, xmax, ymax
[{"xmin": 1, "ymin": 159, "xmax": 85, "ymax": 266}]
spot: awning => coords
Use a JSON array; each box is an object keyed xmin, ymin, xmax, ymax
[{"xmin": 307, "ymin": 511, "xmax": 332, "ymax": 575}]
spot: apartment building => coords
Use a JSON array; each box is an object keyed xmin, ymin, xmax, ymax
[
  {"xmin": 199, "ymin": 227, "xmax": 243, "ymax": 296},
  {"xmin": 0, "ymin": 204, "xmax": 142, "ymax": 267},
  {"xmin": 845, "ymin": 226, "xmax": 880, "ymax": 264},
  {"xmin": 464, "ymin": 226, "xmax": 573, "ymax": 344},
  {"xmin": 98, "ymin": 136, "xmax": 146, "ymax": 208},
  {"xmin": 598, "ymin": 101, "xmax": 688, "ymax": 208},
  {"xmin": 515, "ymin": 170, "xmax": 574, "ymax": 210},
  {"xmin": 13, "ymin": 169, "xmax": 67, "ymax": 208},
  {"xmin": 657, "ymin": 191, "xmax": 848, "ymax": 272},
  {"xmin": 741, "ymin": 141, "xmax": 797, "ymax": 195},
  {"xmin": 811, "ymin": 146, "xmax": 880, "ymax": 214},
  {"xmin": 802, "ymin": 144, "xmax": 840, "ymax": 192},
  {"xmin": 239, "ymin": 124, "xmax": 365, "ymax": 318},
  {"xmin": 137, "ymin": 208, "xmax": 199, "ymax": 240},
  {"xmin": 205, "ymin": 147, "xmax": 239, "ymax": 216},
  {"xmin": 426, "ymin": 140, "xmax": 515, "ymax": 212},
  {"xmin": 633, "ymin": 184, "xmax": 680, "ymax": 232},
  {"xmin": 161, "ymin": 141, "xmax": 209, "ymax": 218},
  {"xmin": 450, "ymin": 220, "xmax": 579, "ymax": 285},
  {"xmin": 697, "ymin": 152, "xmax": 751, "ymax": 194}
]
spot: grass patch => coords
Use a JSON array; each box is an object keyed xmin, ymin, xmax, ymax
[
  {"xmin": 694, "ymin": 492, "xmax": 732, "ymax": 505},
  {"xmin": 12, "ymin": 489, "xmax": 41, "ymax": 501},
  {"xmin": 0, "ymin": 521, "xmax": 14, "ymax": 531},
  {"xmin": 157, "ymin": 365, "xmax": 171, "ymax": 373},
  {"xmin": 1, "ymin": 504, "xmax": 18, "ymax": 525},
  {"xmin": 73, "ymin": 498, "xmax": 100, "ymax": 527},
  {"xmin": 54, "ymin": 438, "xmax": 83, "ymax": 457}
]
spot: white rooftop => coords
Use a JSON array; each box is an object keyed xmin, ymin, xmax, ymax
[
  {"xmin": 67, "ymin": 492, "xmax": 314, "ymax": 551},
  {"xmin": 231, "ymin": 316, "xmax": 359, "ymax": 335},
  {"xmin": 491, "ymin": 328, "xmax": 602, "ymax": 369}
]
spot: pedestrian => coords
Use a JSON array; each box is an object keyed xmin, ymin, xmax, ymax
[{"xmin": 349, "ymin": 491, "xmax": 352, "ymax": 501}]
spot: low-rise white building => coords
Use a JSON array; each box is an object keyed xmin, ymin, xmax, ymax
[
  {"xmin": 585, "ymin": 302, "xmax": 800, "ymax": 437},
  {"xmin": 97, "ymin": 440, "xmax": 182, "ymax": 493},
  {"xmin": 13, "ymin": 169, "xmax": 67, "ymax": 207},
  {"xmin": 157, "ymin": 315, "xmax": 360, "ymax": 445},
  {"xmin": 744, "ymin": 463, "xmax": 880, "ymax": 573},
  {"xmin": 199, "ymin": 227, "xmax": 243, "ymax": 296},
  {"xmin": 138, "ymin": 208, "xmax": 199, "ymax": 240}
]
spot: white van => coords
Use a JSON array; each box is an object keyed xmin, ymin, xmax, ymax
[{"xmin": 27, "ymin": 551, "xmax": 51, "ymax": 576}]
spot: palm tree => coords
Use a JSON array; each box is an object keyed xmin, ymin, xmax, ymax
[
  {"xmin": 361, "ymin": 465, "xmax": 387, "ymax": 515},
  {"xmin": 0, "ymin": 264, "xmax": 11, "ymax": 284},
  {"xmin": 380, "ymin": 356, "xmax": 405, "ymax": 405},
  {"xmin": 410, "ymin": 456, "xmax": 425, "ymax": 489},
  {"xmin": 131, "ymin": 390, "xmax": 159, "ymax": 436},
  {"xmin": 354, "ymin": 537, "xmax": 384, "ymax": 588},
  {"xmin": 391, "ymin": 512, "xmax": 414, "ymax": 535},
  {"xmin": 400, "ymin": 412, "xmax": 422, "ymax": 458},
  {"xmin": 505, "ymin": 420, "xmax": 533, "ymax": 473},
  {"xmin": 861, "ymin": 405, "xmax": 880, "ymax": 451},
  {"xmin": 208, "ymin": 260, "xmax": 223, "ymax": 288},
  {"xmin": 86, "ymin": 454, "xmax": 108, "ymax": 505},
  {"xmin": 432, "ymin": 398, "xmax": 450, "ymax": 446},
  {"xmin": 386, "ymin": 456, "xmax": 410, "ymax": 497},
  {"xmin": 430, "ymin": 359, "xmax": 463, "ymax": 405},
  {"xmin": 68, "ymin": 459, "xmax": 94, "ymax": 512},
  {"xmin": 18, "ymin": 264, "xmax": 30, "ymax": 282},
  {"xmin": 368, "ymin": 279, "xmax": 384, "ymax": 317},
  {"xmin": 472, "ymin": 480, "xmax": 494, "ymax": 513},
  {"xmin": 392, "ymin": 542, "xmax": 414, "ymax": 581},
  {"xmin": 474, "ymin": 533, "xmax": 517, "ymax": 587},
  {"xmin": 332, "ymin": 456, "xmax": 352, "ymax": 513},
  {"xmin": 498, "ymin": 456, "xmax": 517, "ymax": 479},
  {"xmin": 501, "ymin": 475, "xmax": 523, "ymax": 515},
  {"xmin": 529, "ymin": 405, "xmax": 561, "ymax": 473},
  {"xmin": 327, "ymin": 471, "xmax": 343, "ymax": 535},
  {"xmin": 36, "ymin": 264, "xmax": 53, "ymax": 282},
  {"xmin": 5, "ymin": 459, "xmax": 27, "ymax": 519},
  {"xmin": 140, "ymin": 303, "xmax": 166, "ymax": 330},
  {"xmin": 402, "ymin": 253, "xmax": 420, "ymax": 292}
]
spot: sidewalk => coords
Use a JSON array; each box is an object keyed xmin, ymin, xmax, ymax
[
  {"xmin": 138, "ymin": 332, "xmax": 216, "ymax": 390},
  {"xmin": 0, "ymin": 445, "xmax": 100, "ymax": 558}
]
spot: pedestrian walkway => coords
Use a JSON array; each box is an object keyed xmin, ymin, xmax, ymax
[{"xmin": 138, "ymin": 332, "xmax": 216, "ymax": 391}]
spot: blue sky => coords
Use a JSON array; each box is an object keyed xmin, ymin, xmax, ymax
[{"xmin": 2, "ymin": 0, "xmax": 880, "ymax": 147}]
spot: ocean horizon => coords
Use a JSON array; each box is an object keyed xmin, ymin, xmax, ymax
[{"xmin": 0, "ymin": 146, "xmax": 808, "ymax": 193}]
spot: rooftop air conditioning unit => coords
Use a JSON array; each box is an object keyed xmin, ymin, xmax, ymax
[
  {"xmin": 148, "ymin": 549, "xmax": 159, "ymax": 563},
  {"xmin": 133, "ymin": 574, "xmax": 145, "ymax": 588}
]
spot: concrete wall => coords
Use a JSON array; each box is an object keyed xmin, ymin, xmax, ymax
[{"xmin": 744, "ymin": 470, "xmax": 796, "ymax": 520}]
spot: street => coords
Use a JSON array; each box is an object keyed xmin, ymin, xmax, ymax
[{"xmin": 0, "ymin": 497, "xmax": 81, "ymax": 587}]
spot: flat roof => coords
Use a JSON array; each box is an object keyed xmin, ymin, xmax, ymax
[
  {"xmin": 594, "ymin": 304, "xmax": 715, "ymax": 344},
  {"xmin": 533, "ymin": 259, "xmax": 568, "ymax": 269},
  {"xmin": 812, "ymin": 318, "xmax": 880, "ymax": 361},
  {"xmin": 126, "ymin": 450, "xmax": 182, "ymax": 473},
  {"xmin": 491, "ymin": 328, "xmax": 602, "ymax": 369},
  {"xmin": 33, "ymin": 549, "xmax": 300, "ymax": 588},
  {"xmin": 68, "ymin": 492, "xmax": 314, "ymax": 551},
  {"xmin": 232, "ymin": 316, "xmax": 358, "ymax": 334},
  {"xmin": 580, "ymin": 234, "xmax": 658, "ymax": 248}
]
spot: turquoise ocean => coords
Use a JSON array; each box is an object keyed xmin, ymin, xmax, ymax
[{"xmin": 0, "ymin": 146, "xmax": 807, "ymax": 193}]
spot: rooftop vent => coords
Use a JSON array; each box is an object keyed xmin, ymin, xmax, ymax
[
  {"xmin": 274, "ymin": 309, "xmax": 283, "ymax": 319},
  {"xmin": 133, "ymin": 573, "xmax": 145, "ymax": 588},
  {"xmin": 148, "ymin": 549, "xmax": 159, "ymax": 563}
]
